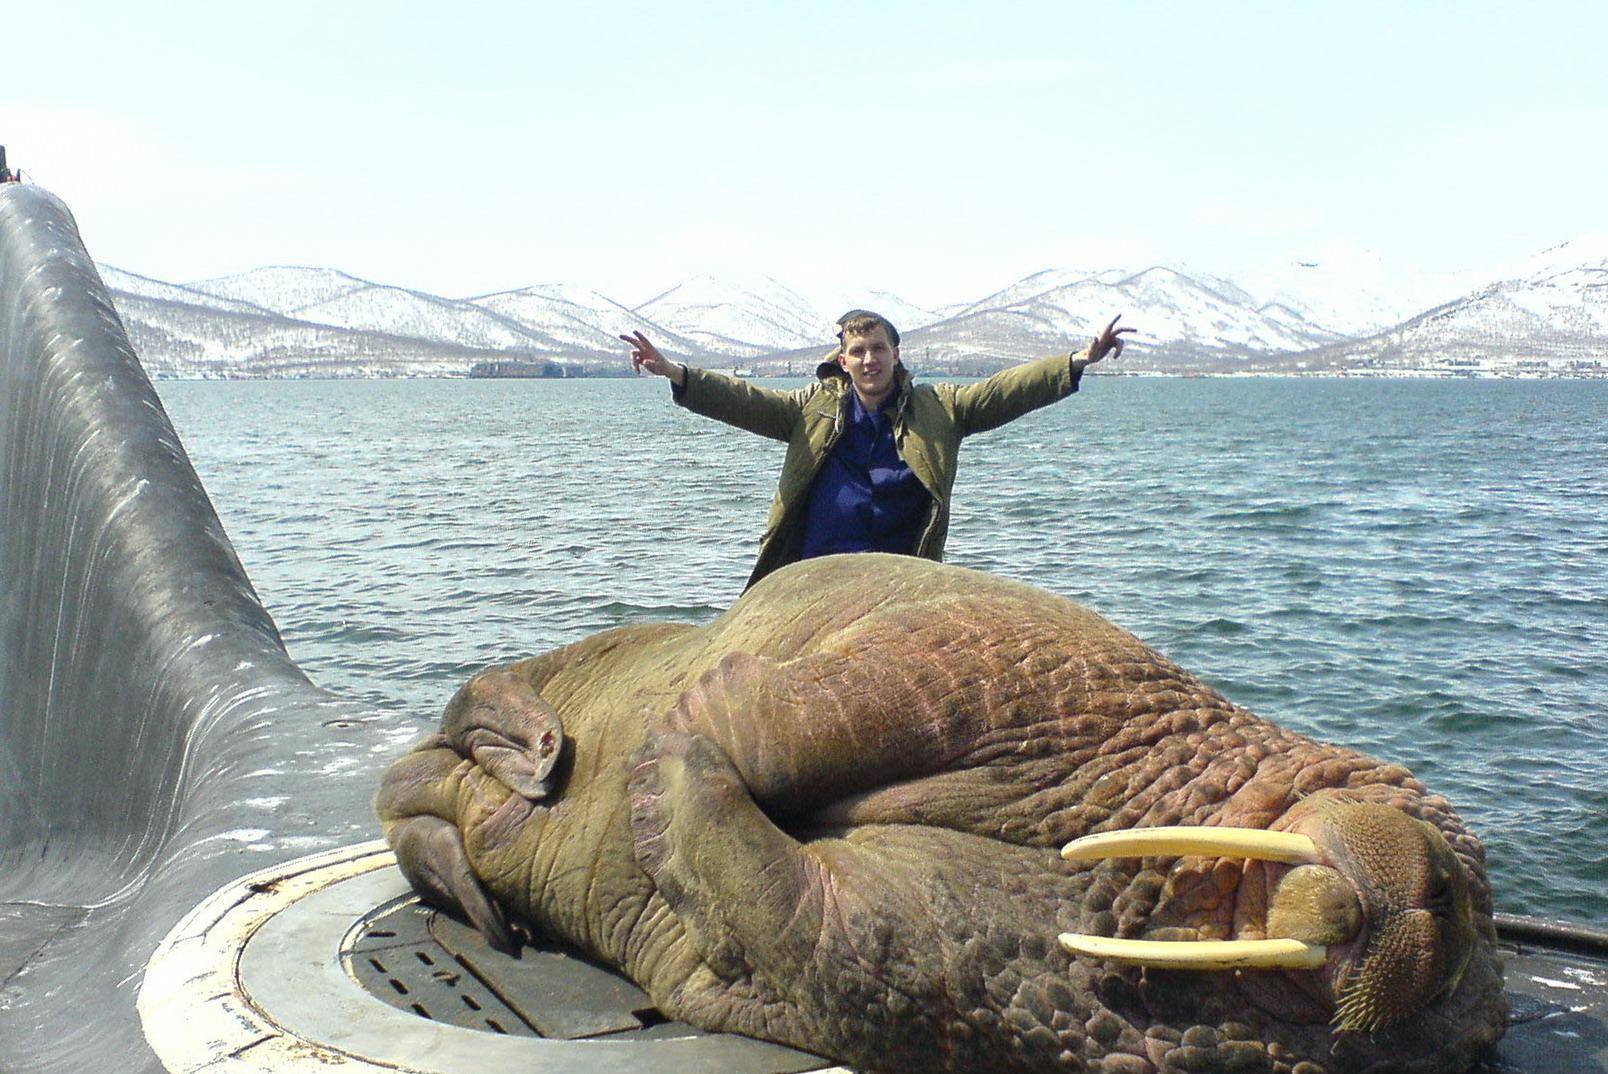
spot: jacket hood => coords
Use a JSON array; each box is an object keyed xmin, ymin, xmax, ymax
[{"xmin": 815, "ymin": 347, "xmax": 846, "ymax": 383}]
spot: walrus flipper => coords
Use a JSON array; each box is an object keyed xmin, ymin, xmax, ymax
[
  {"xmin": 388, "ymin": 813, "xmax": 519, "ymax": 954},
  {"xmin": 625, "ymin": 726, "xmax": 1027, "ymax": 1071},
  {"xmin": 627, "ymin": 727, "xmax": 825, "ymax": 981},
  {"xmin": 663, "ymin": 648, "xmax": 992, "ymax": 816}
]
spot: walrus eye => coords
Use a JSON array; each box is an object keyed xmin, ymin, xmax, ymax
[
  {"xmin": 1424, "ymin": 871, "xmax": 1455, "ymax": 918},
  {"xmin": 1423, "ymin": 850, "xmax": 1475, "ymax": 1001},
  {"xmin": 1058, "ymin": 825, "xmax": 1329, "ymax": 972}
]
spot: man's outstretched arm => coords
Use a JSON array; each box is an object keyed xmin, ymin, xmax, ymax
[
  {"xmin": 949, "ymin": 315, "xmax": 1135, "ymax": 436},
  {"xmin": 621, "ymin": 330, "xmax": 804, "ymax": 442}
]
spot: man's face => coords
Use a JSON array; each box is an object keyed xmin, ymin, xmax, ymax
[{"xmin": 838, "ymin": 327, "xmax": 899, "ymax": 403}]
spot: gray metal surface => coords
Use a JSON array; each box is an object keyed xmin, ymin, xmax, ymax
[
  {"xmin": 1484, "ymin": 924, "xmax": 1608, "ymax": 1072},
  {"xmin": 348, "ymin": 897, "xmax": 685, "ymax": 1040},
  {"xmin": 238, "ymin": 864, "xmax": 831, "ymax": 1073},
  {"xmin": 428, "ymin": 912, "xmax": 664, "ymax": 1039},
  {"xmin": 0, "ymin": 182, "xmax": 408, "ymax": 1071},
  {"xmin": 349, "ymin": 901, "xmax": 543, "ymax": 1036}
]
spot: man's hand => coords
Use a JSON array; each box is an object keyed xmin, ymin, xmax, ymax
[
  {"xmin": 1080, "ymin": 314, "xmax": 1136, "ymax": 369},
  {"xmin": 621, "ymin": 331, "xmax": 686, "ymax": 387}
]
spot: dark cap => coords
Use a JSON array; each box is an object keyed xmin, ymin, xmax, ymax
[{"xmin": 835, "ymin": 309, "xmax": 901, "ymax": 347}]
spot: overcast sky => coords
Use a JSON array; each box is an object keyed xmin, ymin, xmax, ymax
[{"xmin": 7, "ymin": 1, "xmax": 1605, "ymax": 307}]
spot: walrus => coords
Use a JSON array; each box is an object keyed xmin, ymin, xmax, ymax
[{"xmin": 376, "ymin": 554, "xmax": 1506, "ymax": 1073}]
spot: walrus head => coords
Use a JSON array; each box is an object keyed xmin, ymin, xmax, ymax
[
  {"xmin": 376, "ymin": 668, "xmax": 567, "ymax": 953},
  {"xmin": 1060, "ymin": 788, "xmax": 1481, "ymax": 1035}
]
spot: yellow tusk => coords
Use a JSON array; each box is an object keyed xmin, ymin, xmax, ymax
[
  {"xmin": 1060, "ymin": 827, "xmax": 1320, "ymax": 864},
  {"xmin": 1059, "ymin": 933, "xmax": 1328, "ymax": 970}
]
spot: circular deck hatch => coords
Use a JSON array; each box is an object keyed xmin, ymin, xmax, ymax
[{"xmin": 139, "ymin": 842, "xmax": 847, "ymax": 1073}]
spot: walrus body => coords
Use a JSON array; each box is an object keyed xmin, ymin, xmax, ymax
[{"xmin": 377, "ymin": 554, "xmax": 1506, "ymax": 1073}]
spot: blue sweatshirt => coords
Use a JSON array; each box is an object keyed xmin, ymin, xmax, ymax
[{"xmin": 800, "ymin": 389, "xmax": 930, "ymax": 559}]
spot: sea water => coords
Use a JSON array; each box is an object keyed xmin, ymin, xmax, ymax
[{"xmin": 158, "ymin": 375, "xmax": 1607, "ymax": 923}]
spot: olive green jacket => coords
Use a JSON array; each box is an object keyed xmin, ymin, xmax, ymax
[{"xmin": 674, "ymin": 348, "xmax": 1087, "ymax": 589}]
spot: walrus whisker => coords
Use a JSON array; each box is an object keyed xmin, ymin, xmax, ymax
[
  {"xmin": 1058, "ymin": 934, "xmax": 1328, "ymax": 970},
  {"xmin": 1060, "ymin": 826, "xmax": 1321, "ymax": 864}
]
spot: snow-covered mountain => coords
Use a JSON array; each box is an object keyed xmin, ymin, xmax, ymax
[
  {"xmin": 95, "ymin": 241, "xmax": 1608, "ymax": 378},
  {"xmin": 1221, "ymin": 252, "xmax": 1471, "ymax": 338},
  {"xmin": 470, "ymin": 284, "xmax": 704, "ymax": 358},
  {"xmin": 1281, "ymin": 236, "xmax": 1608, "ymax": 377},
  {"xmin": 885, "ymin": 265, "xmax": 1344, "ymax": 373},
  {"xmin": 108, "ymin": 289, "xmax": 516, "ymax": 379},
  {"xmin": 179, "ymin": 268, "xmax": 650, "ymax": 364},
  {"xmin": 632, "ymin": 274, "xmax": 828, "ymax": 357},
  {"xmin": 630, "ymin": 275, "xmax": 949, "ymax": 358},
  {"xmin": 100, "ymin": 266, "xmax": 276, "ymax": 317},
  {"xmin": 289, "ymin": 284, "xmax": 558, "ymax": 354},
  {"xmin": 1503, "ymin": 235, "xmax": 1608, "ymax": 333},
  {"xmin": 188, "ymin": 266, "xmax": 374, "ymax": 316},
  {"xmin": 953, "ymin": 266, "xmax": 1136, "ymax": 316},
  {"xmin": 792, "ymin": 285, "xmax": 943, "ymax": 339}
]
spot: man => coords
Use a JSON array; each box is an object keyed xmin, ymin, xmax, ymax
[{"xmin": 622, "ymin": 310, "xmax": 1131, "ymax": 589}]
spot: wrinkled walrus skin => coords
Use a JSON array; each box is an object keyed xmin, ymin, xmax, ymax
[{"xmin": 377, "ymin": 554, "xmax": 1506, "ymax": 1074}]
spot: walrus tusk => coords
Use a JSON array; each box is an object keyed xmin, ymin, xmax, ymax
[
  {"xmin": 1061, "ymin": 828, "xmax": 1331, "ymax": 972},
  {"xmin": 1060, "ymin": 827, "xmax": 1320, "ymax": 864},
  {"xmin": 1058, "ymin": 933, "xmax": 1328, "ymax": 970}
]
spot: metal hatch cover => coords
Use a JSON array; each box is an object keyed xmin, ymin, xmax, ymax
[
  {"xmin": 138, "ymin": 841, "xmax": 848, "ymax": 1074},
  {"xmin": 348, "ymin": 896, "xmax": 684, "ymax": 1039}
]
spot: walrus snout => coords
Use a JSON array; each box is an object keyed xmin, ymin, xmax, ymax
[
  {"xmin": 1280, "ymin": 791, "xmax": 1480, "ymax": 1033},
  {"xmin": 375, "ymin": 667, "xmax": 570, "ymax": 955}
]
